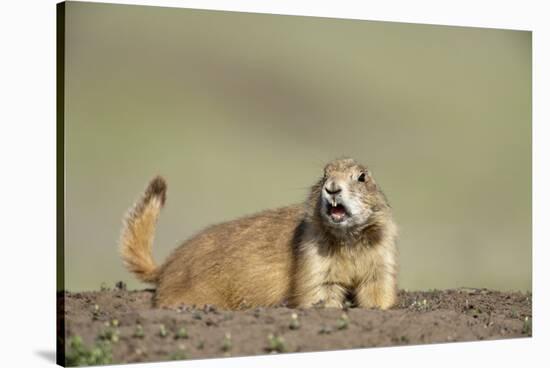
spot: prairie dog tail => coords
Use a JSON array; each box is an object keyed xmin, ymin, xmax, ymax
[{"xmin": 119, "ymin": 176, "xmax": 167, "ymax": 284}]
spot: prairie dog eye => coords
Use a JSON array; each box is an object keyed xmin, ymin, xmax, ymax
[{"xmin": 358, "ymin": 173, "xmax": 366, "ymax": 182}]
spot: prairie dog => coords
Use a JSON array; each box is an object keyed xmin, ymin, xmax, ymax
[{"xmin": 120, "ymin": 158, "xmax": 398, "ymax": 309}]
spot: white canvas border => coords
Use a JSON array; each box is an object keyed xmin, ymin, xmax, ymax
[{"xmin": 0, "ymin": 0, "xmax": 546, "ymax": 367}]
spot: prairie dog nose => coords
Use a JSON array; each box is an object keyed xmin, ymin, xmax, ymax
[{"xmin": 324, "ymin": 181, "xmax": 342, "ymax": 195}]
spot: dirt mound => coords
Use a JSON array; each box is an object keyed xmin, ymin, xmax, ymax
[{"xmin": 59, "ymin": 287, "xmax": 532, "ymax": 366}]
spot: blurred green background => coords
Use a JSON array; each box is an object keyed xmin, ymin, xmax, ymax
[{"xmin": 63, "ymin": 2, "xmax": 531, "ymax": 292}]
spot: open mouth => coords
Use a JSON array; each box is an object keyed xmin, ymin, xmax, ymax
[{"xmin": 326, "ymin": 202, "xmax": 349, "ymax": 223}]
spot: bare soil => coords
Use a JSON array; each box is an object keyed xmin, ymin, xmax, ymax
[{"xmin": 59, "ymin": 285, "xmax": 532, "ymax": 366}]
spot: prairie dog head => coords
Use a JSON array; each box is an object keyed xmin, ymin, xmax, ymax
[{"xmin": 312, "ymin": 158, "xmax": 385, "ymax": 234}]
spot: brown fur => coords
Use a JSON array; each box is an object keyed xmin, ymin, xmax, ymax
[
  {"xmin": 119, "ymin": 158, "xmax": 398, "ymax": 310},
  {"xmin": 119, "ymin": 176, "xmax": 166, "ymax": 283}
]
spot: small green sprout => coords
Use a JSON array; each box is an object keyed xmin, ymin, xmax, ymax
[
  {"xmin": 169, "ymin": 345, "xmax": 188, "ymax": 360},
  {"xmin": 65, "ymin": 336, "xmax": 112, "ymax": 366},
  {"xmin": 221, "ymin": 332, "xmax": 232, "ymax": 352},
  {"xmin": 522, "ymin": 317, "xmax": 532, "ymax": 335},
  {"xmin": 134, "ymin": 324, "xmax": 144, "ymax": 338},
  {"xmin": 410, "ymin": 298, "xmax": 430, "ymax": 312},
  {"xmin": 159, "ymin": 324, "xmax": 168, "ymax": 338},
  {"xmin": 289, "ymin": 313, "xmax": 300, "ymax": 330},
  {"xmin": 92, "ymin": 304, "xmax": 100, "ymax": 320},
  {"xmin": 336, "ymin": 313, "xmax": 349, "ymax": 330},
  {"xmin": 175, "ymin": 326, "xmax": 188, "ymax": 339},
  {"xmin": 98, "ymin": 321, "xmax": 119, "ymax": 343},
  {"xmin": 267, "ymin": 333, "xmax": 287, "ymax": 353}
]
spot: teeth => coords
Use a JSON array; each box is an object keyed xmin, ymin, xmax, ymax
[{"xmin": 332, "ymin": 199, "xmax": 337, "ymax": 207}]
